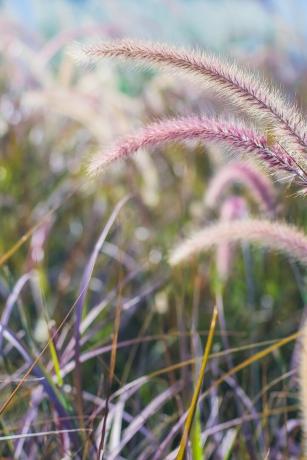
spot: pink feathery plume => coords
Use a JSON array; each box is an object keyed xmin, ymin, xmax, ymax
[
  {"xmin": 216, "ymin": 197, "xmax": 248, "ymax": 281},
  {"xmin": 88, "ymin": 115, "xmax": 307, "ymax": 187},
  {"xmin": 78, "ymin": 39, "xmax": 307, "ymax": 157},
  {"xmin": 169, "ymin": 219, "xmax": 307, "ymax": 266},
  {"xmin": 205, "ymin": 161, "xmax": 277, "ymax": 215}
]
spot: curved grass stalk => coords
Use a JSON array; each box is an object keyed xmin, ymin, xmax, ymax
[{"xmin": 0, "ymin": 273, "xmax": 32, "ymax": 351}]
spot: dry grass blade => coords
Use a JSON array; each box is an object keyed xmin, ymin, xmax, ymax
[
  {"xmin": 204, "ymin": 331, "xmax": 299, "ymax": 399},
  {"xmin": 74, "ymin": 195, "xmax": 131, "ymax": 444},
  {"xmin": 0, "ymin": 428, "xmax": 91, "ymax": 442},
  {"xmin": 176, "ymin": 305, "xmax": 218, "ymax": 460},
  {"xmin": 97, "ymin": 258, "xmax": 125, "ymax": 459}
]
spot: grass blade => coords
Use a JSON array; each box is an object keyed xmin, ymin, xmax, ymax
[
  {"xmin": 191, "ymin": 410, "xmax": 203, "ymax": 460},
  {"xmin": 176, "ymin": 305, "xmax": 218, "ymax": 460}
]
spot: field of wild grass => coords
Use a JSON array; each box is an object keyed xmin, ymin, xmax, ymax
[{"xmin": 1, "ymin": 2, "xmax": 307, "ymax": 459}]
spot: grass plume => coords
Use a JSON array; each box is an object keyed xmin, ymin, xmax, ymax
[
  {"xmin": 169, "ymin": 219, "xmax": 307, "ymax": 267},
  {"xmin": 205, "ymin": 161, "xmax": 277, "ymax": 215},
  {"xmin": 78, "ymin": 39, "xmax": 307, "ymax": 158},
  {"xmin": 88, "ymin": 115, "xmax": 307, "ymax": 187}
]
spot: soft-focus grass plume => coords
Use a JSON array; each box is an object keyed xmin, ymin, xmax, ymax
[
  {"xmin": 204, "ymin": 161, "xmax": 277, "ymax": 215},
  {"xmin": 169, "ymin": 219, "xmax": 307, "ymax": 266}
]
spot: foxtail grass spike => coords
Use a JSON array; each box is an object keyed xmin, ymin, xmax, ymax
[
  {"xmin": 205, "ymin": 161, "xmax": 277, "ymax": 215},
  {"xmin": 78, "ymin": 39, "xmax": 307, "ymax": 158},
  {"xmin": 88, "ymin": 116, "xmax": 307, "ymax": 187},
  {"xmin": 169, "ymin": 219, "xmax": 307, "ymax": 267}
]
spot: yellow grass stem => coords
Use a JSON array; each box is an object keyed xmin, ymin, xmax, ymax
[
  {"xmin": 176, "ymin": 305, "xmax": 218, "ymax": 460},
  {"xmin": 48, "ymin": 336, "xmax": 63, "ymax": 386}
]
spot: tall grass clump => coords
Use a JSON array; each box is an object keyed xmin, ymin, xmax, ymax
[
  {"xmin": 1, "ymin": 28, "xmax": 307, "ymax": 459},
  {"xmin": 74, "ymin": 38, "xmax": 307, "ymax": 457}
]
